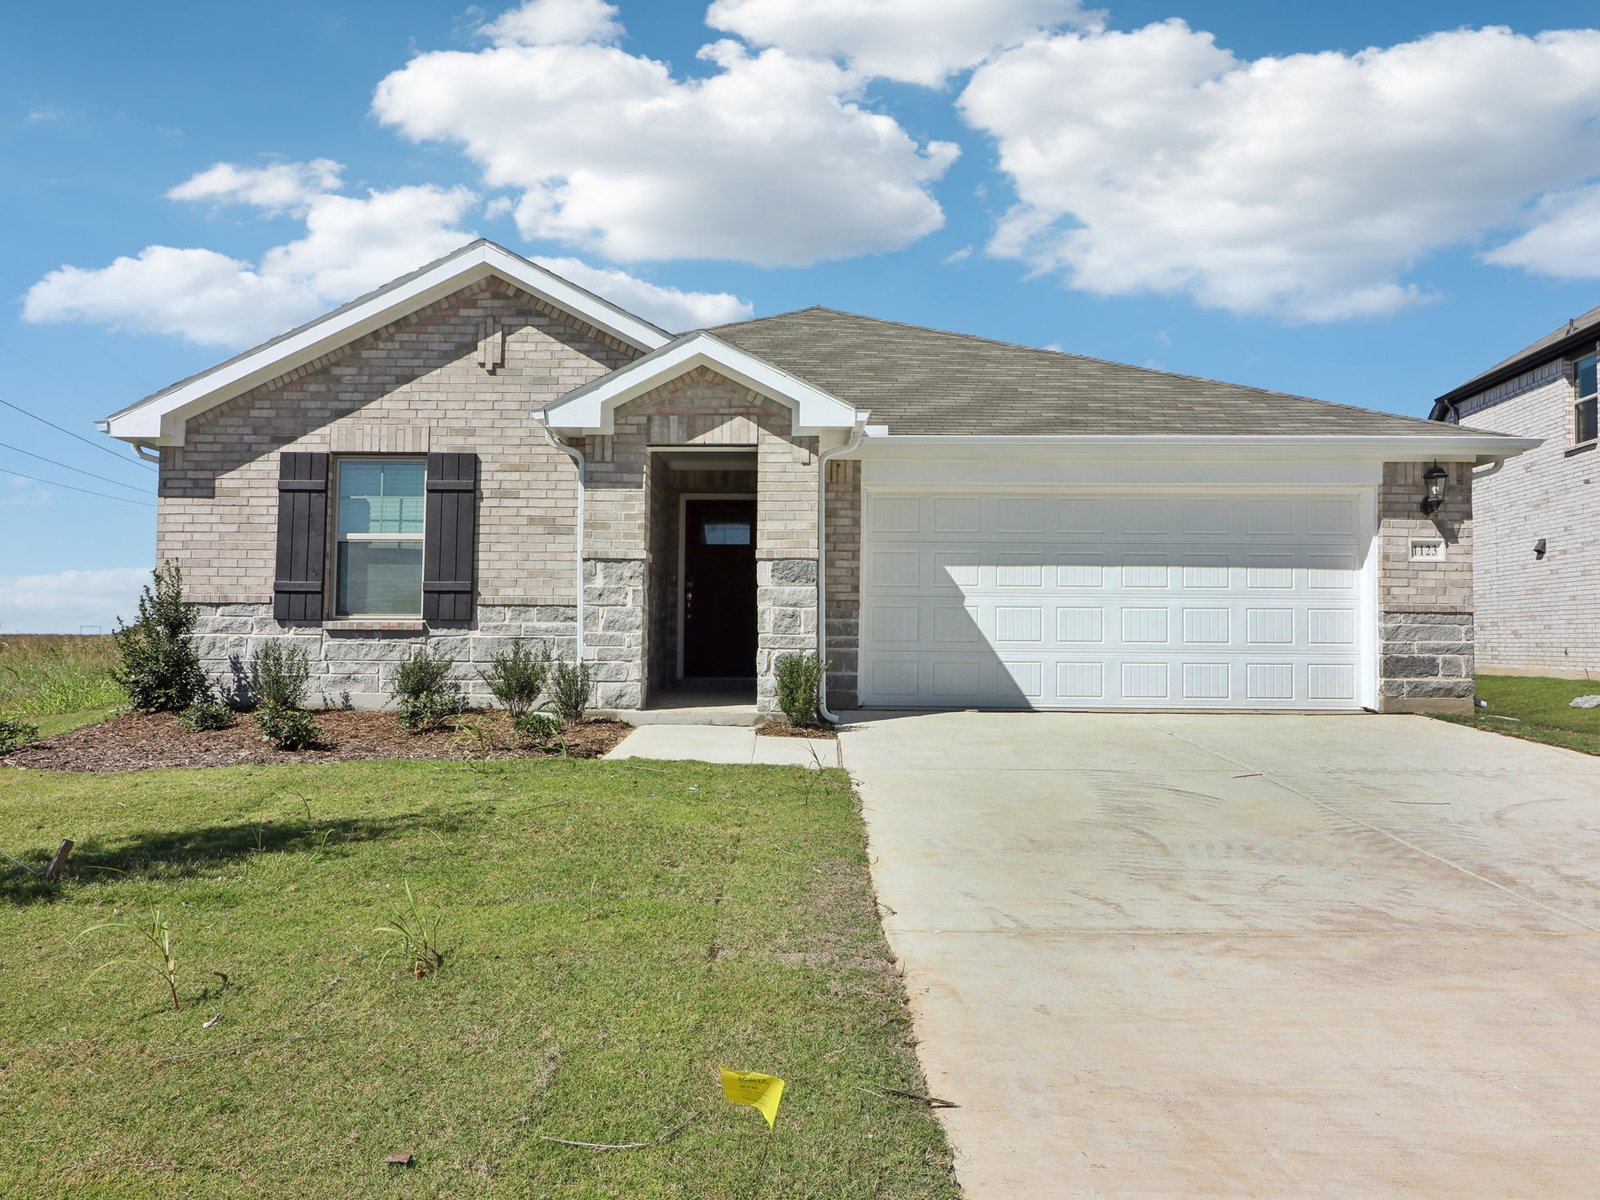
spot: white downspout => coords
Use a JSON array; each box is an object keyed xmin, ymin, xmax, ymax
[
  {"xmin": 540, "ymin": 420, "xmax": 587, "ymax": 663},
  {"xmin": 816, "ymin": 420, "xmax": 868, "ymax": 725},
  {"xmin": 134, "ymin": 442, "xmax": 161, "ymax": 464}
]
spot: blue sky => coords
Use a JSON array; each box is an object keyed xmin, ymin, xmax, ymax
[{"xmin": 4, "ymin": 0, "xmax": 1600, "ymax": 631}]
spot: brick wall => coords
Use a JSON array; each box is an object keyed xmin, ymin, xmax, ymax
[
  {"xmin": 577, "ymin": 366, "xmax": 822, "ymax": 710},
  {"xmin": 158, "ymin": 278, "xmax": 638, "ymax": 707},
  {"xmin": 1377, "ymin": 460, "xmax": 1475, "ymax": 712},
  {"xmin": 1460, "ymin": 367, "xmax": 1600, "ymax": 677}
]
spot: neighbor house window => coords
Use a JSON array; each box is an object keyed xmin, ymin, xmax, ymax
[
  {"xmin": 1575, "ymin": 352, "xmax": 1598, "ymax": 445},
  {"xmin": 335, "ymin": 458, "xmax": 425, "ymax": 616}
]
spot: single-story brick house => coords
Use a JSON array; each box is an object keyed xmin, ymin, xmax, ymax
[
  {"xmin": 1429, "ymin": 305, "xmax": 1599, "ymax": 677},
  {"xmin": 103, "ymin": 240, "xmax": 1535, "ymax": 715}
]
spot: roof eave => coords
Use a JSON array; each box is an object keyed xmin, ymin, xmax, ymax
[{"xmin": 850, "ymin": 432, "xmax": 1541, "ymax": 466}]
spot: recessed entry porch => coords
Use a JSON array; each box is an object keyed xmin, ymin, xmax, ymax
[{"xmin": 645, "ymin": 447, "xmax": 759, "ymax": 714}]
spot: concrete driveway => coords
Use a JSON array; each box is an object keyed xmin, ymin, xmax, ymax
[{"xmin": 843, "ymin": 712, "xmax": 1600, "ymax": 1198}]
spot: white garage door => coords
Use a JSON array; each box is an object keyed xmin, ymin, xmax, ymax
[{"xmin": 858, "ymin": 490, "xmax": 1374, "ymax": 711}]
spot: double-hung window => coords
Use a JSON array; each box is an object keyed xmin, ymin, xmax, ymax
[
  {"xmin": 335, "ymin": 458, "xmax": 426, "ymax": 616},
  {"xmin": 1575, "ymin": 351, "xmax": 1598, "ymax": 446}
]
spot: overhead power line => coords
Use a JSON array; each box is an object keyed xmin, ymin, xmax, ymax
[
  {"xmin": 1, "ymin": 466, "xmax": 156, "ymax": 508},
  {"xmin": 0, "ymin": 396, "xmax": 158, "ymax": 473},
  {"xmin": 0, "ymin": 440, "xmax": 155, "ymax": 495}
]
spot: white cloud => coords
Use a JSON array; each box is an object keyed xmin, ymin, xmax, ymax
[
  {"xmin": 372, "ymin": 11, "xmax": 958, "ymax": 265},
  {"xmin": 0, "ymin": 567, "xmax": 150, "ymax": 634},
  {"xmin": 706, "ymin": 0, "xmax": 1096, "ymax": 85},
  {"xmin": 534, "ymin": 256, "xmax": 752, "ymax": 329},
  {"xmin": 24, "ymin": 173, "xmax": 479, "ymax": 346},
  {"xmin": 24, "ymin": 158, "xmax": 751, "ymax": 345},
  {"xmin": 2, "ymin": 478, "xmax": 53, "ymax": 510},
  {"xmin": 960, "ymin": 22, "xmax": 1600, "ymax": 320},
  {"xmin": 167, "ymin": 158, "xmax": 344, "ymax": 214},
  {"xmin": 481, "ymin": 0, "xmax": 621, "ymax": 46},
  {"xmin": 1484, "ymin": 183, "xmax": 1600, "ymax": 278}
]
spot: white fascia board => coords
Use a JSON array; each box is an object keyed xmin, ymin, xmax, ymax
[
  {"xmin": 104, "ymin": 241, "xmax": 670, "ymax": 446},
  {"xmin": 540, "ymin": 331, "xmax": 860, "ymax": 435},
  {"xmin": 849, "ymin": 433, "xmax": 1542, "ymax": 466}
]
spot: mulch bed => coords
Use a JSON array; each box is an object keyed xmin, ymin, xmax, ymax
[
  {"xmin": 754, "ymin": 719, "xmax": 839, "ymax": 741},
  {"xmin": 0, "ymin": 710, "xmax": 633, "ymax": 773}
]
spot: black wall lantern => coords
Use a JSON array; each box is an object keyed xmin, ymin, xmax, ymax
[{"xmin": 1420, "ymin": 462, "xmax": 1448, "ymax": 515}]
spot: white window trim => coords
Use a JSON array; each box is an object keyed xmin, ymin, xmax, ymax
[{"xmin": 333, "ymin": 455, "xmax": 427, "ymax": 620}]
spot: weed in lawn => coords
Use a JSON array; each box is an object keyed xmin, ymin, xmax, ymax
[
  {"xmin": 375, "ymin": 881, "xmax": 446, "ymax": 978},
  {"xmin": 78, "ymin": 908, "xmax": 183, "ymax": 1011},
  {"xmin": 451, "ymin": 716, "xmax": 499, "ymax": 773}
]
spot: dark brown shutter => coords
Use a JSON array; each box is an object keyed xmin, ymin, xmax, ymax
[
  {"xmin": 273, "ymin": 452, "xmax": 329, "ymax": 621},
  {"xmin": 423, "ymin": 452, "xmax": 478, "ymax": 623}
]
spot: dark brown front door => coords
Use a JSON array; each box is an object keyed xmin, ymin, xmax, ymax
[{"xmin": 683, "ymin": 498, "xmax": 756, "ymax": 678}]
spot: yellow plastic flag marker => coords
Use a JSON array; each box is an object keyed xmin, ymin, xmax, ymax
[{"xmin": 720, "ymin": 1069, "xmax": 785, "ymax": 1129}]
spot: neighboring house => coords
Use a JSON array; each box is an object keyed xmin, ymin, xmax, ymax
[
  {"xmin": 1430, "ymin": 307, "xmax": 1598, "ymax": 677},
  {"xmin": 102, "ymin": 240, "xmax": 1533, "ymax": 716}
]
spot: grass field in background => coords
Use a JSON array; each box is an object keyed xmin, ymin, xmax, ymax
[
  {"xmin": 0, "ymin": 757, "xmax": 957, "ymax": 1199},
  {"xmin": 1434, "ymin": 674, "xmax": 1600, "ymax": 756},
  {"xmin": 0, "ymin": 633, "xmax": 125, "ymax": 729}
]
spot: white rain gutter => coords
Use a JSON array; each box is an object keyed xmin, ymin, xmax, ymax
[
  {"xmin": 816, "ymin": 420, "xmax": 869, "ymax": 725},
  {"xmin": 540, "ymin": 421, "xmax": 588, "ymax": 663}
]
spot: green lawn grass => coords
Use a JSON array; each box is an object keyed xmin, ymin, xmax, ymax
[
  {"xmin": 1434, "ymin": 674, "xmax": 1600, "ymax": 756},
  {"xmin": 0, "ymin": 758, "xmax": 957, "ymax": 1199}
]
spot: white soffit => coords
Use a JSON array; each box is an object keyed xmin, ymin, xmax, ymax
[
  {"xmin": 540, "ymin": 332, "xmax": 861, "ymax": 436},
  {"xmin": 102, "ymin": 240, "xmax": 671, "ymax": 446}
]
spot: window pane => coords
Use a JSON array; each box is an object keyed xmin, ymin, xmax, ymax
[
  {"xmin": 702, "ymin": 519, "xmax": 751, "ymax": 545},
  {"xmin": 338, "ymin": 459, "xmax": 425, "ymax": 535},
  {"xmin": 1578, "ymin": 398, "xmax": 1598, "ymax": 445},
  {"xmin": 337, "ymin": 541, "xmax": 423, "ymax": 615},
  {"xmin": 1580, "ymin": 354, "xmax": 1598, "ymax": 401}
]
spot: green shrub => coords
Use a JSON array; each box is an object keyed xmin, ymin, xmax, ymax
[
  {"xmin": 0, "ymin": 716, "xmax": 40, "ymax": 753},
  {"xmin": 775, "ymin": 651, "xmax": 829, "ymax": 728},
  {"xmin": 512, "ymin": 711, "xmax": 562, "ymax": 744},
  {"xmin": 113, "ymin": 562, "xmax": 207, "ymax": 713},
  {"xmin": 252, "ymin": 701, "xmax": 322, "ymax": 751},
  {"xmin": 546, "ymin": 659, "xmax": 593, "ymax": 725},
  {"xmin": 394, "ymin": 647, "xmax": 463, "ymax": 733},
  {"xmin": 479, "ymin": 640, "xmax": 551, "ymax": 718},
  {"xmin": 179, "ymin": 698, "xmax": 236, "ymax": 732},
  {"xmin": 249, "ymin": 642, "xmax": 311, "ymax": 710}
]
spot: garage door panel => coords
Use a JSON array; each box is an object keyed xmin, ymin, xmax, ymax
[{"xmin": 860, "ymin": 490, "xmax": 1370, "ymax": 711}]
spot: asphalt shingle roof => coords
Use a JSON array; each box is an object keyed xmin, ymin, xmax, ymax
[{"xmin": 711, "ymin": 307, "xmax": 1485, "ymax": 438}]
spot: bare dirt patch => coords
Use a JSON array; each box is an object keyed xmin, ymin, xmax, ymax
[
  {"xmin": 0, "ymin": 710, "xmax": 632, "ymax": 773},
  {"xmin": 754, "ymin": 719, "xmax": 838, "ymax": 741}
]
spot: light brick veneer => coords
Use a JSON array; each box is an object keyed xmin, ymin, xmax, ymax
[
  {"xmin": 159, "ymin": 279, "xmax": 637, "ymax": 707},
  {"xmin": 1460, "ymin": 363, "xmax": 1600, "ymax": 677},
  {"xmin": 578, "ymin": 366, "xmax": 821, "ymax": 711},
  {"xmin": 1376, "ymin": 460, "xmax": 1475, "ymax": 712}
]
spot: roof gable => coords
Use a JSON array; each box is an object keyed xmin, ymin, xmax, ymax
[
  {"xmin": 103, "ymin": 240, "xmax": 669, "ymax": 446},
  {"xmin": 539, "ymin": 330, "xmax": 861, "ymax": 436}
]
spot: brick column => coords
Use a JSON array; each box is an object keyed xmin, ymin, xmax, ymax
[{"xmin": 1377, "ymin": 461, "xmax": 1475, "ymax": 714}]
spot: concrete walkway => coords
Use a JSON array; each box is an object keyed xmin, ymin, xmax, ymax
[
  {"xmin": 604, "ymin": 723, "xmax": 840, "ymax": 767},
  {"xmin": 844, "ymin": 711, "xmax": 1600, "ymax": 1198}
]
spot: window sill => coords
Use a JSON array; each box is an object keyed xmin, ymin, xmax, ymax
[
  {"xmin": 1565, "ymin": 441, "xmax": 1597, "ymax": 457},
  {"xmin": 323, "ymin": 619, "xmax": 427, "ymax": 634}
]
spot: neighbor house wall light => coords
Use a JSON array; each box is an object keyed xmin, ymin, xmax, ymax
[{"xmin": 1420, "ymin": 463, "xmax": 1448, "ymax": 515}]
